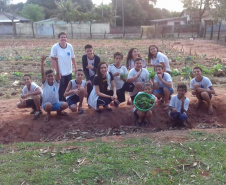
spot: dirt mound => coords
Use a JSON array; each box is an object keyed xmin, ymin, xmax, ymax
[{"xmin": 0, "ymin": 91, "xmax": 226, "ymax": 144}]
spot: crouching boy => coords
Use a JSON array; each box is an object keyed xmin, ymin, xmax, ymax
[
  {"xmin": 41, "ymin": 56, "xmax": 68, "ymax": 122},
  {"xmin": 168, "ymin": 83, "xmax": 190, "ymax": 127},
  {"xmin": 64, "ymin": 69, "xmax": 87, "ymax": 114},
  {"xmin": 17, "ymin": 74, "xmax": 42, "ymax": 120}
]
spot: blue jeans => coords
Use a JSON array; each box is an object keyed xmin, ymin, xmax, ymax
[
  {"xmin": 169, "ymin": 111, "xmax": 188, "ymax": 122},
  {"xmin": 154, "ymin": 87, "xmax": 174, "ymax": 95}
]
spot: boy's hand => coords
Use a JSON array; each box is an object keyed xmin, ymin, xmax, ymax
[
  {"xmin": 73, "ymin": 89, "xmax": 80, "ymax": 95},
  {"xmin": 180, "ymin": 97, "xmax": 186, "ymax": 102},
  {"xmin": 157, "ymin": 74, "xmax": 162, "ymax": 81},
  {"xmin": 86, "ymin": 64, "xmax": 93, "ymax": 70},
  {"xmin": 41, "ymin": 56, "xmax": 47, "ymax": 63},
  {"xmin": 21, "ymin": 94, "xmax": 28, "ymax": 99},
  {"xmin": 87, "ymin": 80, "xmax": 92, "ymax": 85},
  {"xmin": 137, "ymin": 70, "xmax": 142, "ymax": 77}
]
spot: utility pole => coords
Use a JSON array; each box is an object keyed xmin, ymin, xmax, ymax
[
  {"xmin": 102, "ymin": 0, "xmax": 104, "ymax": 23},
  {"xmin": 122, "ymin": 0, "xmax": 125, "ymax": 37},
  {"xmin": 114, "ymin": 0, "xmax": 117, "ymax": 27}
]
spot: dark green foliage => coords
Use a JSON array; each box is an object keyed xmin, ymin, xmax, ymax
[{"xmin": 135, "ymin": 93, "xmax": 155, "ymax": 110}]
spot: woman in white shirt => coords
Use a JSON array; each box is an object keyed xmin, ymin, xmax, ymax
[{"xmin": 126, "ymin": 48, "xmax": 146, "ymax": 70}]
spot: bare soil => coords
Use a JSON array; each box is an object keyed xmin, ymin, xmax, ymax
[{"xmin": 1, "ymin": 38, "xmax": 226, "ymax": 144}]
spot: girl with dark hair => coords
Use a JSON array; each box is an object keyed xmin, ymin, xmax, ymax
[
  {"xmin": 148, "ymin": 45, "xmax": 171, "ymax": 74},
  {"xmin": 126, "ymin": 48, "xmax": 146, "ymax": 70},
  {"xmin": 88, "ymin": 62, "xmax": 118, "ymax": 113}
]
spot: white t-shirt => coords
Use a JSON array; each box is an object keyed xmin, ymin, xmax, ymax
[
  {"xmin": 42, "ymin": 80, "xmax": 60, "ymax": 106},
  {"xmin": 154, "ymin": 72, "xmax": 173, "ymax": 89},
  {"xmin": 169, "ymin": 95, "xmax": 190, "ymax": 112},
  {"xmin": 128, "ymin": 58, "xmax": 146, "ymax": 70},
  {"xmin": 66, "ymin": 79, "xmax": 86, "ymax": 99},
  {"xmin": 128, "ymin": 68, "xmax": 149, "ymax": 96},
  {"xmin": 190, "ymin": 76, "xmax": 212, "ymax": 90},
  {"xmin": 50, "ymin": 43, "xmax": 75, "ymax": 76},
  {"xmin": 87, "ymin": 56, "xmax": 95, "ymax": 77},
  {"xmin": 108, "ymin": 64, "xmax": 128, "ymax": 90},
  {"xmin": 151, "ymin": 52, "xmax": 171, "ymax": 72},
  {"xmin": 133, "ymin": 93, "xmax": 156, "ymax": 112},
  {"xmin": 22, "ymin": 82, "xmax": 43, "ymax": 98}
]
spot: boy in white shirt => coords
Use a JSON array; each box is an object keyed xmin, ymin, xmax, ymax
[
  {"xmin": 153, "ymin": 64, "xmax": 174, "ymax": 109},
  {"xmin": 64, "ymin": 69, "xmax": 87, "ymax": 114},
  {"xmin": 169, "ymin": 83, "xmax": 190, "ymax": 127},
  {"xmin": 41, "ymin": 56, "xmax": 68, "ymax": 122},
  {"xmin": 190, "ymin": 66, "xmax": 215, "ymax": 114},
  {"xmin": 108, "ymin": 52, "xmax": 134, "ymax": 105},
  {"xmin": 17, "ymin": 74, "xmax": 42, "ymax": 120},
  {"xmin": 127, "ymin": 58, "xmax": 150, "ymax": 102}
]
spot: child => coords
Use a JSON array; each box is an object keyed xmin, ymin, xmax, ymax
[
  {"xmin": 190, "ymin": 66, "xmax": 215, "ymax": 114},
  {"xmin": 41, "ymin": 56, "xmax": 68, "ymax": 122},
  {"xmin": 126, "ymin": 48, "xmax": 146, "ymax": 70},
  {"xmin": 17, "ymin": 74, "xmax": 42, "ymax": 120},
  {"xmin": 82, "ymin": 44, "xmax": 100, "ymax": 101},
  {"xmin": 127, "ymin": 58, "xmax": 150, "ymax": 103},
  {"xmin": 64, "ymin": 69, "xmax": 86, "ymax": 114},
  {"xmin": 148, "ymin": 45, "xmax": 171, "ymax": 74},
  {"xmin": 133, "ymin": 82, "xmax": 155, "ymax": 126},
  {"xmin": 168, "ymin": 83, "xmax": 190, "ymax": 127},
  {"xmin": 153, "ymin": 64, "xmax": 174, "ymax": 109},
  {"xmin": 108, "ymin": 52, "xmax": 134, "ymax": 105}
]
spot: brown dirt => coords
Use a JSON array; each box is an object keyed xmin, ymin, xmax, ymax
[{"xmin": 0, "ymin": 89, "xmax": 226, "ymax": 144}]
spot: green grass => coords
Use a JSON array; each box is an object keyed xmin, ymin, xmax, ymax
[{"xmin": 0, "ymin": 132, "xmax": 226, "ymax": 184}]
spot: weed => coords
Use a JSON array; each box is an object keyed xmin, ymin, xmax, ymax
[
  {"xmin": 13, "ymin": 71, "xmax": 23, "ymax": 77},
  {"xmin": 0, "ymin": 56, "xmax": 8, "ymax": 61},
  {"xmin": 0, "ymin": 74, "xmax": 8, "ymax": 85}
]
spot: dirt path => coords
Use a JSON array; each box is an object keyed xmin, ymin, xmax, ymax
[{"xmin": 1, "ymin": 89, "xmax": 225, "ymax": 144}]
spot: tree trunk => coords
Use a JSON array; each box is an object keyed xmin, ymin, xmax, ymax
[{"xmin": 32, "ymin": 22, "xmax": 35, "ymax": 38}]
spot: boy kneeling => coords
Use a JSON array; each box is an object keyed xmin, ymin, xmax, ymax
[
  {"xmin": 17, "ymin": 74, "xmax": 42, "ymax": 120},
  {"xmin": 190, "ymin": 66, "xmax": 215, "ymax": 114},
  {"xmin": 41, "ymin": 56, "xmax": 68, "ymax": 122},
  {"xmin": 169, "ymin": 83, "xmax": 190, "ymax": 128}
]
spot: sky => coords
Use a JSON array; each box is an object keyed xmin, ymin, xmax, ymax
[{"xmin": 12, "ymin": 0, "xmax": 184, "ymax": 12}]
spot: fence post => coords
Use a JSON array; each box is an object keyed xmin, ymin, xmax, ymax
[
  {"xmin": 104, "ymin": 31, "xmax": 106, "ymax": 39},
  {"xmin": 210, "ymin": 20, "xmax": 213, "ymax": 40},
  {"xmin": 204, "ymin": 21, "xmax": 206, "ymax": 38},
  {"xmin": 177, "ymin": 25, "xmax": 181, "ymax": 38},
  {"xmin": 141, "ymin": 27, "xmax": 143, "ymax": 38},
  {"xmin": 217, "ymin": 21, "xmax": 221, "ymax": 41},
  {"xmin": 90, "ymin": 23, "xmax": 92, "ymax": 39},
  {"xmin": 32, "ymin": 22, "xmax": 35, "ymax": 38},
  {"xmin": 52, "ymin": 23, "xmax": 55, "ymax": 39},
  {"xmin": 70, "ymin": 23, "xmax": 73, "ymax": 39}
]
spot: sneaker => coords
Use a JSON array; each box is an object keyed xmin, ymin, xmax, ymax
[{"xmin": 34, "ymin": 110, "xmax": 42, "ymax": 120}]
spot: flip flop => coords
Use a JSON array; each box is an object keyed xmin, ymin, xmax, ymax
[
  {"xmin": 96, "ymin": 108, "xmax": 102, "ymax": 113},
  {"xmin": 78, "ymin": 107, "xmax": 84, "ymax": 114},
  {"xmin": 34, "ymin": 110, "xmax": 42, "ymax": 120},
  {"xmin": 44, "ymin": 114, "xmax": 51, "ymax": 122},
  {"xmin": 57, "ymin": 111, "xmax": 69, "ymax": 116}
]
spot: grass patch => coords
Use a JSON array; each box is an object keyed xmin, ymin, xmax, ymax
[{"xmin": 0, "ymin": 133, "xmax": 226, "ymax": 184}]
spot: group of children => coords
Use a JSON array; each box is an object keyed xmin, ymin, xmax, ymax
[{"xmin": 17, "ymin": 42, "xmax": 216, "ymax": 127}]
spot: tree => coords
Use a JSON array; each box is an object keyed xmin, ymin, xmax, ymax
[
  {"xmin": 71, "ymin": 0, "xmax": 94, "ymax": 13},
  {"xmin": 91, "ymin": 4, "xmax": 113, "ymax": 23},
  {"xmin": 21, "ymin": 4, "xmax": 45, "ymax": 22}
]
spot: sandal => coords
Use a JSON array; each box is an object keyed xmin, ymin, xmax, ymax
[
  {"xmin": 78, "ymin": 107, "xmax": 84, "ymax": 114},
  {"xmin": 96, "ymin": 107, "xmax": 102, "ymax": 113},
  {"xmin": 44, "ymin": 114, "xmax": 51, "ymax": 122},
  {"xmin": 30, "ymin": 109, "xmax": 36, "ymax": 114},
  {"xmin": 103, "ymin": 105, "xmax": 112, "ymax": 111},
  {"xmin": 57, "ymin": 111, "xmax": 69, "ymax": 116},
  {"xmin": 34, "ymin": 110, "xmax": 42, "ymax": 120}
]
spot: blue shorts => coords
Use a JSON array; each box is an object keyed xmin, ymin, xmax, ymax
[
  {"xmin": 169, "ymin": 111, "xmax": 188, "ymax": 122},
  {"xmin": 66, "ymin": 95, "xmax": 80, "ymax": 106},
  {"xmin": 154, "ymin": 87, "xmax": 174, "ymax": 95},
  {"xmin": 43, "ymin": 102, "xmax": 63, "ymax": 111}
]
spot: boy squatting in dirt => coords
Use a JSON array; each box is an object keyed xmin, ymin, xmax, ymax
[
  {"xmin": 17, "ymin": 74, "xmax": 43, "ymax": 120},
  {"xmin": 190, "ymin": 66, "xmax": 216, "ymax": 115},
  {"xmin": 41, "ymin": 56, "xmax": 68, "ymax": 122}
]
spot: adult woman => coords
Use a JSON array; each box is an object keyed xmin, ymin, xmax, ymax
[
  {"xmin": 148, "ymin": 45, "xmax": 171, "ymax": 74},
  {"xmin": 88, "ymin": 62, "xmax": 118, "ymax": 113},
  {"xmin": 126, "ymin": 48, "xmax": 146, "ymax": 70}
]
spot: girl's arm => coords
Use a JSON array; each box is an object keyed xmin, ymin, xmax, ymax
[
  {"xmin": 64, "ymin": 81, "xmax": 73, "ymax": 97},
  {"xmin": 111, "ymin": 80, "xmax": 117, "ymax": 97}
]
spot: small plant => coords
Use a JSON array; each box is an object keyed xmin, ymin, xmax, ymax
[
  {"xmin": 195, "ymin": 64, "xmax": 212, "ymax": 74},
  {"xmin": 181, "ymin": 66, "xmax": 192, "ymax": 79},
  {"xmin": 147, "ymin": 68, "xmax": 155, "ymax": 80},
  {"xmin": 171, "ymin": 69, "xmax": 181, "ymax": 76},
  {"xmin": 0, "ymin": 74, "xmax": 8, "ymax": 85},
  {"xmin": 13, "ymin": 71, "xmax": 23, "ymax": 77},
  {"xmin": 15, "ymin": 55, "xmax": 23, "ymax": 61},
  {"xmin": 0, "ymin": 56, "xmax": 8, "ymax": 61}
]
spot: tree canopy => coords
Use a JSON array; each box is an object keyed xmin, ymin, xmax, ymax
[{"xmin": 21, "ymin": 4, "xmax": 45, "ymax": 22}]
